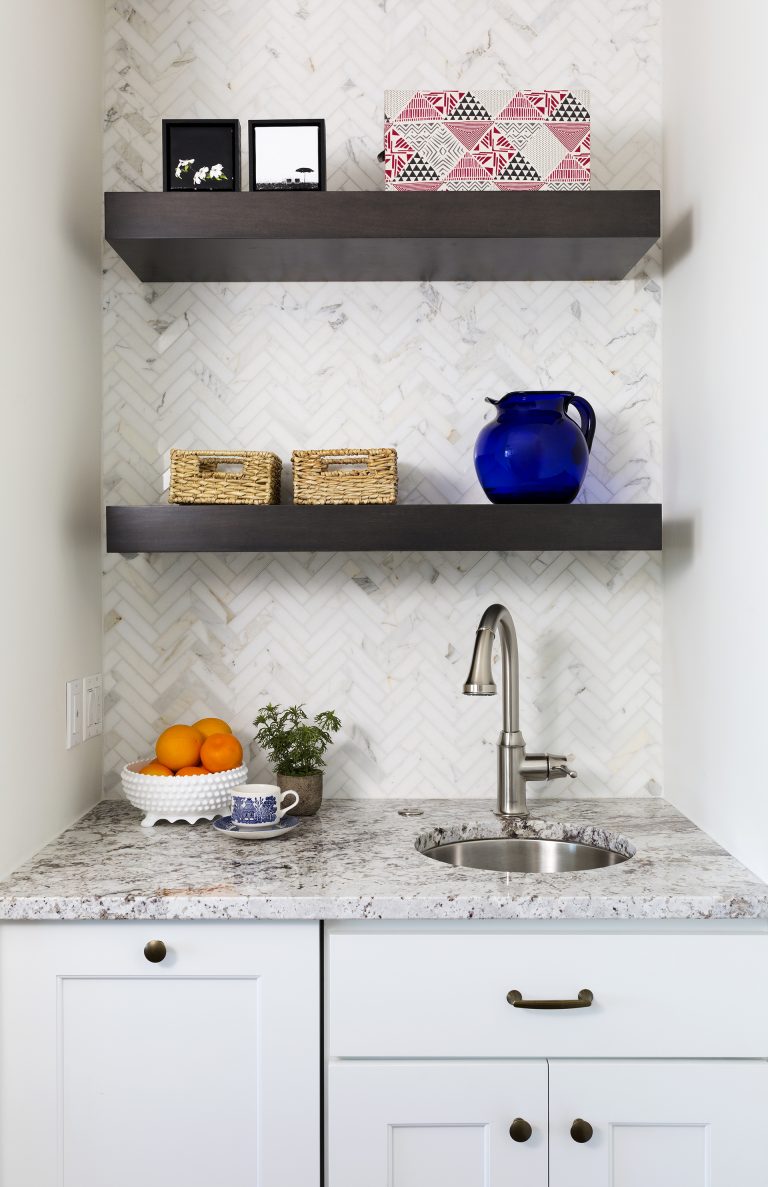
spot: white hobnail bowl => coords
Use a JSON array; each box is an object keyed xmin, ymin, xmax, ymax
[{"xmin": 121, "ymin": 760, "xmax": 249, "ymax": 827}]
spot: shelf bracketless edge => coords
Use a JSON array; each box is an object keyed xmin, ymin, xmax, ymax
[
  {"xmin": 104, "ymin": 190, "xmax": 660, "ymax": 282},
  {"xmin": 105, "ymin": 190, "xmax": 660, "ymax": 241},
  {"xmin": 106, "ymin": 504, "xmax": 662, "ymax": 554}
]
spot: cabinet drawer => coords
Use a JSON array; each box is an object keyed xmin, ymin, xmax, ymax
[
  {"xmin": 328, "ymin": 928, "xmax": 768, "ymax": 1058},
  {"xmin": 2, "ymin": 919, "xmax": 318, "ymax": 977}
]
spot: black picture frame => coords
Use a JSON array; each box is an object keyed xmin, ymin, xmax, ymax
[
  {"xmin": 162, "ymin": 119, "xmax": 241, "ymax": 192},
  {"xmin": 248, "ymin": 119, "xmax": 326, "ymax": 192}
]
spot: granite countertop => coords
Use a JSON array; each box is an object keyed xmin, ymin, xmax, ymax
[{"xmin": 0, "ymin": 798, "xmax": 765, "ymax": 921}]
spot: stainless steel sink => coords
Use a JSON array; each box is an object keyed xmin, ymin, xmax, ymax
[{"xmin": 418, "ymin": 822, "xmax": 635, "ymax": 874}]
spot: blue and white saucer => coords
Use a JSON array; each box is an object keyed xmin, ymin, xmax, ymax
[{"xmin": 213, "ymin": 815, "xmax": 300, "ymax": 840}]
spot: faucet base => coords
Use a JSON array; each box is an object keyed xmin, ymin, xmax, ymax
[{"xmin": 497, "ymin": 731, "xmax": 529, "ymax": 817}]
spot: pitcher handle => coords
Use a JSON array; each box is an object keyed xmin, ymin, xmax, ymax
[{"xmin": 565, "ymin": 395, "xmax": 596, "ymax": 452}]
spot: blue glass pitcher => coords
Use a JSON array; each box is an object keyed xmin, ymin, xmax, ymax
[{"xmin": 474, "ymin": 391, "xmax": 596, "ymax": 504}]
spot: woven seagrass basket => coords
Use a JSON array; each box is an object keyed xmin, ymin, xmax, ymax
[
  {"xmin": 291, "ymin": 448, "xmax": 398, "ymax": 505},
  {"xmin": 169, "ymin": 450, "xmax": 282, "ymax": 505}
]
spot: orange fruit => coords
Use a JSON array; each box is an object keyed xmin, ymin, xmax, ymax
[
  {"xmin": 193, "ymin": 717, "xmax": 233, "ymax": 739},
  {"xmin": 155, "ymin": 724, "xmax": 202, "ymax": 772},
  {"xmin": 140, "ymin": 761, "xmax": 173, "ymax": 776},
  {"xmin": 200, "ymin": 733, "xmax": 243, "ymax": 773},
  {"xmin": 176, "ymin": 765, "xmax": 211, "ymax": 777}
]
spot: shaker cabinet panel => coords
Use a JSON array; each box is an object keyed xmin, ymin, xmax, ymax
[
  {"xmin": 327, "ymin": 1059, "xmax": 548, "ymax": 1187},
  {"xmin": 329, "ymin": 1057, "xmax": 767, "ymax": 1187},
  {"xmin": 548, "ymin": 1059, "xmax": 768, "ymax": 1187},
  {"xmin": 0, "ymin": 921, "xmax": 320, "ymax": 1187}
]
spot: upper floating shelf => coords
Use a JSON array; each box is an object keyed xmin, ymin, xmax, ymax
[
  {"xmin": 104, "ymin": 191, "xmax": 660, "ymax": 283},
  {"xmin": 106, "ymin": 504, "xmax": 662, "ymax": 555}
]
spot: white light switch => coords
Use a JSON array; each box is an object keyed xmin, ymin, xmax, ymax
[
  {"xmin": 66, "ymin": 679, "xmax": 83, "ymax": 749},
  {"xmin": 83, "ymin": 674, "xmax": 103, "ymax": 740}
]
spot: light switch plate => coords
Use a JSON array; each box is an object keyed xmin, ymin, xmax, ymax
[
  {"xmin": 83, "ymin": 674, "xmax": 103, "ymax": 740},
  {"xmin": 66, "ymin": 679, "xmax": 83, "ymax": 749}
]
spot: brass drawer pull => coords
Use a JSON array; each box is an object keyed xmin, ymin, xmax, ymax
[
  {"xmin": 507, "ymin": 988, "xmax": 593, "ymax": 1010},
  {"xmin": 143, "ymin": 940, "xmax": 167, "ymax": 963},
  {"xmin": 570, "ymin": 1118, "xmax": 594, "ymax": 1143},
  {"xmin": 509, "ymin": 1118, "xmax": 533, "ymax": 1142}
]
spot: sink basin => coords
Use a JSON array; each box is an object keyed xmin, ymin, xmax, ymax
[{"xmin": 417, "ymin": 819, "xmax": 635, "ymax": 874}]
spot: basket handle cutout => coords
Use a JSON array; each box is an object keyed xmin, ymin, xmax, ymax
[
  {"xmin": 321, "ymin": 455, "xmax": 371, "ymax": 474},
  {"xmin": 199, "ymin": 457, "xmax": 246, "ymax": 477}
]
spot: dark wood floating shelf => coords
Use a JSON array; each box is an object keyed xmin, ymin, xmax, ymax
[
  {"xmin": 106, "ymin": 504, "xmax": 662, "ymax": 554},
  {"xmin": 105, "ymin": 190, "xmax": 660, "ymax": 283}
]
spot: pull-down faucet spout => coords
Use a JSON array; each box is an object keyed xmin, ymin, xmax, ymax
[{"xmin": 463, "ymin": 603, "xmax": 520, "ymax": 732}]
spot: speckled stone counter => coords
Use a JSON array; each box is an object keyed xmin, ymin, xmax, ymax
[{"xmin": 0, "ymin": 798, "xmax": 765, "ymax": 921}]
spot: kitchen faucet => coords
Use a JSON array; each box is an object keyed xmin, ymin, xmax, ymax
[{"xmin": 463, "ymin": 602, "xmax": 576, "ymax": 817}]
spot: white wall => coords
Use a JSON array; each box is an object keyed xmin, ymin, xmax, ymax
[
  {"xmin": 0, "ymin": 1, "xmax": 103, "ymax": 876},
  {"xmin": 663, "ymin": 1, "xmax": 768, "ymax": 879}
]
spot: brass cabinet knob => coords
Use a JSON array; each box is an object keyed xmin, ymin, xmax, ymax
[
  {"xmin": 509, "ymin": 1118, "xmax": 533, "ymax": 1143},
  {"xmin": 143, "ymin": 939, "xmax": 167, "ymax": 963},
  {"xmin": 570, "ymin": 1118, "xmax": 594, "ymax": 1143}
]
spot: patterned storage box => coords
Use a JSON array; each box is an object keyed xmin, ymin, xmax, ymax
[
  {"xmin": 169, "ymin": 449, "xmax": 282, "ymax": 505},
  {"xmin": 384, "ymin": 89, "xmax": 590, "ymax": 191}
]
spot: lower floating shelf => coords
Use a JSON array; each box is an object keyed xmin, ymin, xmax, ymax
[{"xmin": 106, "ymin": 504, "xmax": 661, "ymax": 554}]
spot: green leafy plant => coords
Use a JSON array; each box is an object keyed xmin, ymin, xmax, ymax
[{"xmin": 253, "ymin": 703, "xmax": 341, "ymax": 776}]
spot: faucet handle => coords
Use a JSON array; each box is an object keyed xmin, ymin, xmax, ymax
[
  {"xmin": 519, "ymin": 753, "xmax": 577, "ymax": 783},
  {"xmin": 547, "ymin": 755, "xmax": 577, "ymax": 780}
]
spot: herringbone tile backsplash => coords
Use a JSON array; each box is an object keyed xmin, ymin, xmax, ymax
[{"xmin": 103, "ymin": 0, "xmax": 662, "ymax": 801}]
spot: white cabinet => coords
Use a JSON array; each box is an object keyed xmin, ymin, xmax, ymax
[
  {"xmin": 3, "ymin": 917, "xmax": 766, "ymax": 1186},
  {"xmin": 328, "ymin": 1057, "xmax": 768, "ymax": 1186},
  {"xmin": 328, "ymin": 1060, "xmax": 547, "ymax": 1187},
  {"xmin": 0, "ymin": 921, "xmax": 320, "ymax": 1187},
  {"xmin": 326, "ymin": 923, "xmax": 768, "ymax": 1186},
  {"xmin": 549, "ymin": 1060, "xmax": 768, "ymax": 1187}
]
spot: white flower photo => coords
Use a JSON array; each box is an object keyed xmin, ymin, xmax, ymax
[{"xmin": 163, "ymin": 120, "xmax": 239, "ymax": 191}]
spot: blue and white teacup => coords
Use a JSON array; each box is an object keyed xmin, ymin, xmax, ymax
[{"xmin": 231, "ymin": 783, "xmax": 300, "ymax": 827}]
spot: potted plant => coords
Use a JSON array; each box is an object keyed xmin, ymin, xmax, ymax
[{"xmin": 253, "ymin": 703, "xmax": 341, "ymax": 816}]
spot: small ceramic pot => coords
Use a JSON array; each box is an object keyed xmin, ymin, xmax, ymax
[{"xmin": 277, "ymin": 771, "xmax": 323, "ymax": 816}]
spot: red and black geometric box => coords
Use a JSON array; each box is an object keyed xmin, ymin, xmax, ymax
[{"xmin": 384, "ymin": 89, "xmax": 590, "ymax": 191}]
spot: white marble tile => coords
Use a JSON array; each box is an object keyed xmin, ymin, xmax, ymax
[{"xmin": 103, "ymin": 0, "xmax": 663, "ymax": 801}]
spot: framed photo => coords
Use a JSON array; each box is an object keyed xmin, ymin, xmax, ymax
[
  {"xmin": 162, "ymin": 119, "xmax": 240, "ymax": 191},
  {"xmin": 248, "ymin": 119, "xmax": 326, "ymax": 191}
]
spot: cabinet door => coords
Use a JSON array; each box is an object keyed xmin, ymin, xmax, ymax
[
  {"xmin": 328, "ymin": 1059, "xmax": 547, "ymax": 1187},
  {"xmin": 549, "ymin": 1059, "xmax": 768, "ymax": 1186},
  {"xmin": 0, "ymin": 921, "xmax": 319, "ymax": 1187}
]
